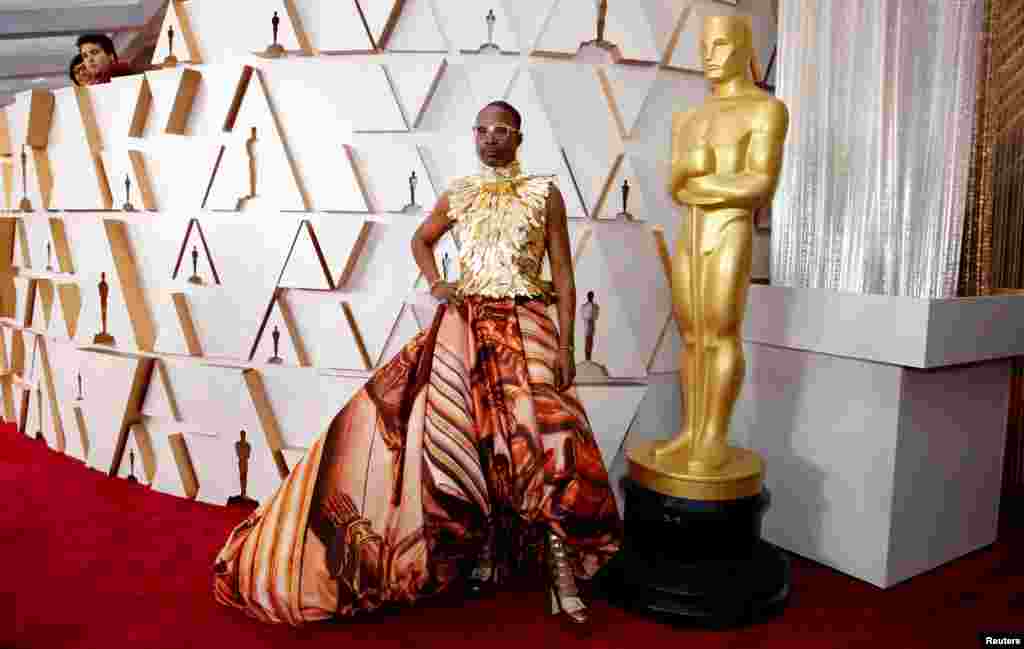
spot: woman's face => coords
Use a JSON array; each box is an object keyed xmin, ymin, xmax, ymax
[{"xmin": 73, "ymin": 63, "xmax": 93, "ymax": 86}]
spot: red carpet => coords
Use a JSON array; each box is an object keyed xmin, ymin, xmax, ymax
[{"xmin": 2, "ymin": 422, "xmax": 1021, "ymax": 649}]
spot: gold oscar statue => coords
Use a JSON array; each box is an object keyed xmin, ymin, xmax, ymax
[
  {"xmin": 627, "ymin": 15, "xmax": 788, "ymax": 501},
  {"xmin": 605, "ymin": 16, "xmax": 791, "ymax": 626},
  {"xmin": 93, "ymin": 272, "xmax": 116, "ymax": 345},
  {"xmin": 227, "ymin": 430, "xmax": 257, "ymax": 506}
]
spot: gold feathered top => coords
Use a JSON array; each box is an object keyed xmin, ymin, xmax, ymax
[{"xmin": 447, "ymin": 161, "xmax": 556, "ymax": 302}]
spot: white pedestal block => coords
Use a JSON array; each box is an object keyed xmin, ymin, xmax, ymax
[{"xmin": 625, "ymin": 286, "xmax": 1023, "ymax": 588}]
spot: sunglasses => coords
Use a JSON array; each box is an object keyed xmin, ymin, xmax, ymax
[{"xmin": 472, "ymin": 123, "xmax": 520, "ymax": 141}]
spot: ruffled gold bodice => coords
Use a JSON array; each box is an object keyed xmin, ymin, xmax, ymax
[{"xmin": 447, "ymin": 161, "xmax": 556, "ymax": 302}]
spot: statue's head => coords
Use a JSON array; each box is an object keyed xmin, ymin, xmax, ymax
[
  {"xmin": 474, "ymin": 101, "xmax": 522, "ymax": 169},
  {"xmin": 701, "ymin": 15, "xmax": 753, "ymax": 83},
  {"xmin": 587, "ymin": 291, "xmax": 595, "ymax": 302}
]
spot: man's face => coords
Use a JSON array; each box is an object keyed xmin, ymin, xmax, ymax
[
  {"xmin": 73, "ymin": 63, "xmax": 94, "ymax": 86},
  {"xmin": 701, "ymin": 17, "xmax": 749, "ymax": 83},
  {"xmin": 473, "ymin": 105, "xmax": 521, "ymax": 169},
  {"xmin": 80, "ymin": 42, "xmax": 113, "ymax": 75}
]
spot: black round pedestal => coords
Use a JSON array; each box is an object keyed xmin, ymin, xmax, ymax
[{"xmin": 599, "ymin": 478, "xmax": 789, "ymax": 628}]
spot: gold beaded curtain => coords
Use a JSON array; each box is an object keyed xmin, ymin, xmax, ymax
[{"xmin": 959, "ymin": 0, "xmax": 1024, "ymax": 501}]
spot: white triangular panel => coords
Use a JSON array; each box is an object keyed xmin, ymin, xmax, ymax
[
  {"xmin": 341, "ymin": 218, "xmax": 422, "ymax": 367},
  {"xmin": 377, "ymin": 304, "xmax": 422, "ymax": 365},
  {"xmin": 600, "ymin": 64, "xmax": 659, "ymax": 139},
  {"xmin": 141, "ymin": 360, "xmax": 181, "ymax": 421},
  {"xmin": 11, "ymin": 220, "xmax": 31, "ymax": 270},
  {"xmin": 284, "ymin": 291, "xmax": 365, "ymax": 370},
  {"xmin": 349, "ymin": 140, "xmax": 437, "ymax": 213},
  {"xmin": 314, "ymin": 215, "xmax": 371, "ymax": 287},
  {"xmin": 188, "ymin": 0, "xmax": 302, "ymax": 62},
  {"xmin": 277, "ymin": 221, "xmax": 333, "ymax": 290},
  {"xmin": 292, "ymin": 0, "xmax": 374, "ymax": 53},
  {"xmin": 253, "ymin": 298, "xmax": 303, "ymax": 367},
  {"xmin": 205, "ymin": 71, "xmax": 306, "ymax": 212},
  {"xmin": 503, "ymin": 0, "xmax": 556, "ymax": 52},
  {"xmin": 46, "ymin": 284, "xmax": 73, "ymax": 341},
  {"xmin": 100, "ymin": 149, "xmax": 153, "ymax": 211},
  {"xmin": 31, "ymin": 286, "xmax": 48, "ymax": 330},
  {"xmin": 46, "ymin": 339, "xmax": 83, "ymax": 459},
  {"xmin": 534, "ymin": 0, "xmax": 658, "ymax": 62},
  {"xmin": 529, "ymin": 63, "xmax": 621, "ymax": 218},
  {"xmin": 417, "ymin": 60, "xmax": 519, "ymax": 134},
  {"xmin": 386, "ymin": 57, "xmax": 446, "ymax": 129},
  {"xmin": 135, "ymin": 137, "xmax": 219, "ymax": 211},
  {"xmin": 12, "ymin": 276, "xmax": 29, "ymax": 323},
  {"xmin": 359, "ymin": 0, "xmax": 401, "ymax": 48},
  {"xmin": 146, "ymin": 420, "xmax": 191, "ymax": 498},
  {"xmin": 596, "ymin": 155, "xmax": 648, "ymax": 221},
  {"xmin": 152, "ymin": 290, "xmax": 193, "ymax": 357},
  {"xmin": 504, "ymin": 68, "xmax": 587, "ymax": 219},
  {"xmin": 642, "ymin": 0, "xmax": 691, "ymax": 62},
  {"xmin": 21, "ymin": 213, "xmax": 54, "ymax": 273},
  {"xmin": 6, "ymin": 93, "xmax": 48, "ymax": 211},
  {"xmin": 48, "ymin": 88, "xmax": 110, "ymax": 210},
  {"xmin": 575, "ymin": 383, "xmax": 647, "ymax": 467},
  {"xmin": 78, "ymin": 352, "xmax": 139, "ymax": 472},
  {"xmin": 160, "ymin": 362, "xmax": 258, "ymax": 438},
  {"xmin": 649, "ymin": 312, "xmax": 682, "ymax": 374},
  {"xmin": 64, "ymin": 215, "xmax": 137, "ymax": 351},
  {"xmin": 88, "ymin": 76, "xmax": 142, "ymax": 148},
  {"xmin": 669, "ymin": 1, "xmax": 737, "ymax": 72},
  {"xmin": 571, "ymin": 222, "xmax": 672, "ymax": 377},
  {"xmin": 435, "ymin": 1, "xmax": 521, "ymax": 54},
  {"xmin": 259, "ymin": 367, "xmax": 366, "ymax": 449},
  {"xmin": 385, "ymin": 0, "xmax": 448, "ymax": 53},
  {"xmin": 151, "ymin": 0, "xmax": 192, "ymax": 65}
]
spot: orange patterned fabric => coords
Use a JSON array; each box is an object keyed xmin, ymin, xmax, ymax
[{"xmin": 213, "ymin": 297, "xmax": 622, "ymax": 625}]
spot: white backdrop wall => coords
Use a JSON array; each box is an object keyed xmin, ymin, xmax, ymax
[{"xmin": 0, "ymin": 0, "xmax": 777, "ymax": 509}]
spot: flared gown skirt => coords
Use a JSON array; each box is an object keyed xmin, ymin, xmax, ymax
[{"xmin": 213, "ymin": 296, "xmax": 622, "ymax": 625}]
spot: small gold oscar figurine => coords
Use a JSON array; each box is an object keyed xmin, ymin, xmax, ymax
[
  {"xmin": 617, "ymin": 178, "xmax": 634, "ymax": 221},
  {"xmin": 480, "ymin": 10, "xmax": 500, "ymax": 53},
  {"xmin": 575, "ymin": 291, "xmax": 609, "ymax": 381},
  {"xmin": 163, "ymin": 24, "xmax": 179, "ymax": 67},
  {"xmin": 227, "ymin": 430, "xmax": 258, "ymax": 506},
  {"xmin": 235, "ymin": 127, "xmax": 258, "ymax": 211},
  {"xmin": 441, "ymin": 252, "xmax": 450, "ymax": 282},
  {"xmin": 187, "ymin": 245, "xmax": 204, "ymax": 285},
  {"xmin": 93, "ymin": 272, "xmax": 116, "ymax": 345},
  {"xmin": 402, "ymin": 170, "xmax": 421, "ymax": 213},
  {"xmin": 76, "ymin": 371, "xmax": 83, "ymax": 401},
  {"xmin": 19, "ymin": 145, "xmax": 32, "ymax": 212},
  {"xmin": 577, "ymin": 0, "xmax": 622, "ymax": 63},
  {"xmin": 126, "ymin": 448, "xmax": 139, "ymax": 483},
  {"xmin": 267, "ymin": 325, "xmax": 284, "ymax": 364},
  {"xmin": 45, "ymin": 242, "xmax": 54, "ymax": 272},
  {"xmin": 122, "ymin": 175, "xmax": 136, "ymax": 212},
  {"xmin": 263, "ymin": 11, "xmax": 286, "ymax": 58}
]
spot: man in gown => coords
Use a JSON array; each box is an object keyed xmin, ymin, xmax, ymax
[{"xmin": 213, "ymin": 101, "xmax": 621, "ymax": 626}]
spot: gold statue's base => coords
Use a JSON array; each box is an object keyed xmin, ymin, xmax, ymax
[
  {"xmin": 262, "ymin": 44, "xmax": 286, "ymax": 59},
  {"xmin": 19, "ymin": 198, "xmax": 32, "ymax": 212},
  {"xmin": 92, "ymin": 333, "xmax": 116, "ymax": 346},
  {"xmin": 122, "ymin": 202, "xmax": 136, "ymax": 212},
  {"xmin": 627, "ymin": 441, "xmax": 763, "ymax": 501},
  {"xmin": 187, "ymin": 275, "xmax": 205, "ymax": 286},
  {"xmin": 163, "ymin": 55, "xmax": 179, "ymax": 68},
  {"xmin": 267, "ymin": 356, "xmax": 284, "ymax": 365}
]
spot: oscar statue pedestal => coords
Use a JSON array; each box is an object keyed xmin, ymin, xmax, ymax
[
  {"xmin": 227, "ymin": 494, "xmax": 258, "ymax": 507},
  {"xmin": 92, "ymin": 332, "xmax": 115, "ymax": 346},
  {"xmin": 601, "ymin": 444, "xmax": 789, "ymax": 627}
]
